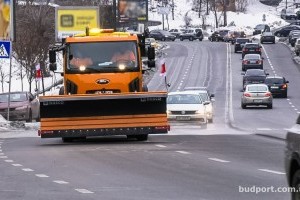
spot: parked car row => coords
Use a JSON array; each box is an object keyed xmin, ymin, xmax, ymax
[{"xmin": 150, "ymin": 28, "xmax": 203, "ymax": 42}]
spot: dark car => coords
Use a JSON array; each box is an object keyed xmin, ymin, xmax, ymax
[
  {"xmin": 285, "ymin": 115, "xmax": 300, "ymax": 200},
  {"xmin": 242, "ymin": 69, "xmax": 269, "ymax": 89},
  {"xmin": 149, "ymin": 30, "xmax": 176, "ymax": 41},
  {"xmin": 288, "ymin": 31, "xmax": 300, "ymax": 47},
  {"xmin": 253, "ymin": 24, "xmax": 271, "ymax": 35},
  {"xmin": 242, "ymin": 43, "xmax": 262, "ymax": 58},
  {"xmin": 260, "ymin": 32, "xmax": 275, "ymax": 44},
  {"xmin": 179, "ymin": 28, "xmax": 203, "ymax": 41},
  {"xmin": 234, "ymin": 38, "xmax": 251, "ymax": 53},
  {"xmin": 274, "ymin": 25, "xmax": 300, "ymax": 37},
  {"xmin": 265, "ymin": 76, "xmax": 289, "ymax": 97},
  {"xmin": 281, "ymin": 8, "xmax": 297, "ymax": 20},
  {"xmin": 209, "ymin": 29, "xmax": 230, "ymax": 42},
  {"xmin": 0, "ymin": 91, "xmax": 39, "ymax": 122},
  {"xmin": 242, "ymin": 54, "xmax": 263, "ymax": 71}
]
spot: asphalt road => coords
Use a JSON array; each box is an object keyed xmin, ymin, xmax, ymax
[{"xmin": 1, "ymin": 40, "xmax": 299, "ymax": 199}]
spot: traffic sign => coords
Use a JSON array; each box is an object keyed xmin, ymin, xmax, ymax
[{"xmin": 0, "ymin": 41, "xmax": 10, "ymax": 58}]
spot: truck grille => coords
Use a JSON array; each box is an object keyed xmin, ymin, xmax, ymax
[{"xmin": 171, "ymin": 111, "xmax": 196, "ymax": 115}]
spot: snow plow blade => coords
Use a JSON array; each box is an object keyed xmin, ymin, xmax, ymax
[{"xmin": 38, "ymin": 92, "xmax": 169, "ymax": 138}]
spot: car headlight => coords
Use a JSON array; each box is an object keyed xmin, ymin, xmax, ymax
[
  {"xmin": 195, "ymin": 110, "xmax": 205, "ymax": 115},
  {"xmin": 167, "ymin": 110, "xmax": 171, "ymax": 114},
  {"xmin": 15, "ymin": 105, "xmax": 28, "ymax": 111}
]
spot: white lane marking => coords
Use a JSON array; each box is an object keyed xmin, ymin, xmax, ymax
[
  {"xmin": 0, "ymin": 150, "xmax": 2, "ymax": 152},
  {"xmin": 155, "ymin": 144, "xmax": 167, "ymax": 148},
  {"xmin": 295, "ymin": 108, "xmax": 298, "ymax": 111},
  {"xmin": 4, "ymin": 160, "xmax": 13, "ymax": 163},
  {"xmin": 75, "ymin": 189, "xmax": 94, "ymax": 194},
  {"xmin": 35, "ymin": 174, "xmax": 49, "ymax": 178},
  {"xmin": 53, "ymin": 180, "xmax": 69, "ymax": 184},
  {"xmin": 209, "ymin": 158, "xmax": 230, "ymax": 163},
  {"xmin": 0, "ymin": 152, "xmax": 4, "ymax": 155},
  {"xmin": 257, "ymin": 128, "xmax": 272, "ymax": 131},
  {"xmin": 22, "ymin": 168, "xmax": 34, "ymax": 172},
  {"xmin": 292, "ymin": 105, "xmax": 295, "ymax": 108},
  {"xmin": 0, "ymin": 156, "xmax": 8, "ymax": 158},
  {"xmin": 12, "ymin": 164, "xmax": 22, "ymax": 167},
  {"xmin": 258, "ymin": 169, "xmax": 285, "ymax": 175},
  {"xmin": 298, "ymin": 112, "xmax": 300, "ymax": 114},
  {"xmin": 287, "ymin": 99, "xmax": 290, "ymax": 101},
  {"xmin": 176, "ymin": 151, "xmax": 191, "ymax": 154},
  {"xmin": 289, "ymin": 102, "xmax": 292, "ymax": 105}
]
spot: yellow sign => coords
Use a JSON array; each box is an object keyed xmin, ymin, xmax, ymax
[
  {"xmin": 0, "ymin": 0, "xmax": 11, "ymax": 40},
  {"xmin": 56, "ymin": 7, "xmax": 99, "ymax": 41}
]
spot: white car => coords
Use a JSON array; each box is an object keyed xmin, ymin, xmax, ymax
[
  {"xmin": 184, "ymin": 87, "xmax": 215, "ymax": 123},
  {"xmin": 167, "ymin": 91, "xmax": 208, "ymax": 126}
]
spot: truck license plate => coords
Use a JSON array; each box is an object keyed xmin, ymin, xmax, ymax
[{"xmin": 95, "ymin": 90, "xmax": 113, "ymax": 94}]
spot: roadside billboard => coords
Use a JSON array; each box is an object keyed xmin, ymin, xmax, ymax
[
  {"xmin": 55, "ymin": 6, "xmax": 99, "ymax": 42},
  {"xmin": 0, "ymin": 0, "xmax": 14, "ymax": 40},
  {"xmin": 118, "ymin": 0, "xmax": 148, "ymax": 23}
]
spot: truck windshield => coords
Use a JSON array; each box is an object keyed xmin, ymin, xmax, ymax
[{"xmin": 67, "ymin": 41, "xmax": 139, "ymax": 73}]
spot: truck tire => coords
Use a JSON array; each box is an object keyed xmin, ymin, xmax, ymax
[
  {"xmin": 136, "ymin": 134, "xmax": 148, "ymax": 141},
  {"xmin": 142, "ymin": 85, "xmax": 148, "ymax": 92},
  {"xmin": 292, "ymin": 169, "xmax": 300, "ymax": 200},
  {"xmin": 62, "ymin": 137, "xmax": 73, "ymax": 142},
  {"xmin": 59, "ymin": 86, "xmax": 64, "ymax": 95}
]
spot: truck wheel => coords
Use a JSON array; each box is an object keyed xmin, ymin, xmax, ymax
[
  {"xmin": 142, "ymin": 85, "xmax": 148, "ymax": 92},
  {"xmin": 59, "ymin": 86, "xmax": 64, "ymax": 95},
  {"xmin": 62, "ymin": 137, "xmax": 73, "ymax": 142},
  {"xmin": 208, "ymin": 118, "xmax": 213, "ymax": 123},
  {"xmin": 292, "ymin": 170, "xmax": 300, "ymax": 200},
  {"xmin": 135, "ymin": 134, "xmax": 148, "ymax": 141},
  {"xmin": 241, "ymin": 103, "xmax": 246, "ymax": 109},
  {"xmin": 180, "ymin": 37, "xmax": 183, "ymax": 41}
]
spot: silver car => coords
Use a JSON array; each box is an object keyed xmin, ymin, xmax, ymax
[{"xmin": 241, "ymin": 84, "xmax": 273, "ymax": 109}]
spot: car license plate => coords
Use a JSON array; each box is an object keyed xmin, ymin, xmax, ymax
[
  {"xmin": 95, "ymin": 90, "xmax": 113, "ymax": 94},
  {"xmin": 271, "ymin": 86, "xmax": 279, "ymax": 89},
  {"xmin": 250, "ymin": 61, "xmax": 256, "ymax": 64},
  {"xmin": 176, "ymin": 116, "xmax": 191, "ymax": 121},
  {"xmin": 253, "ymin": 99, "xmax": 263, "ymax": 103},
  {"xmin": 250, "ymin": 49, "xmax": 254, "ymax": 51}
]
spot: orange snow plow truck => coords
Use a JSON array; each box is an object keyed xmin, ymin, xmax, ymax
[{"xmin": 38, "ymin": 28, "xmax": 169, "ymax": 142}]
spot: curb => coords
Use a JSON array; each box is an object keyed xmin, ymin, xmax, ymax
[{"xmin": 255, "ymin": 133, "xmax": 285, "ymax": 141}]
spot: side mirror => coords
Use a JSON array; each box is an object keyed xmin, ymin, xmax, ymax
[
  {"xmin": 262, "ymin": 57, "xmax": 265, "ymax": 60},
  {"xmin": 210, "ymin": 94, "xmax": 215, "ymax": 98},
  {"xmin": 49, "ymin": 50, "xmax": 57, "ymax": 71},
  {"xmin": 204, "ymin": 102, "xmax": 210, "ymax": 105},
  {"xmin": 286, "ymin": 80, "xmax": 289, "ymax": 83},
  {"xmin": 241, "ymin": 72, "xmax": 245, "ymax": 75},
  {"xmin": 266, "ymin": 73, "xmax": 269, "ymax": 75},
  {"xmin": 49, "ymin": 50, "xmax": 56, "ymax": 64},
  {"xmin": 147, "ymin": 60, "xmax": 156, "ymax": 68},
  {"xmin": 148, "ymin": 46, "xmax": 155, "ymax": 60}
]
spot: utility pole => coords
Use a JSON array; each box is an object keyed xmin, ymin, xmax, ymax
[
  {"xmin": 286, "ymin": 0, "xmax": 287, "ymax": 9},
  {"xmin": 206, "ymin": 0, "xmax": 209, "ymax": 15},
  {"xmin": 172, "ymin": 0, "xmax": 174, "ymax": 20}
]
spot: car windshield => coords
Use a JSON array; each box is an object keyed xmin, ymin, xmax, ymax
[
  {"xmin": 0, "ymin": 93, "xmax": 27, "ymax": 102},
  {"xmin": 167, "ymin": 94, "xmax": 202, "ymax": 104},
  {"xmin": 245, "ymin": 70, "xmax": 265, "ymax": 76},
  {"xmin": 236, "ymin": 39, "xmax": 249, "ymax": 43},
  {"xmin": 67, "ymin": 41, "xmax": 139, "ymax": 74},
  {"xmin": 265, "ymin": 78, "xmax": 284, "ymax": 84},
  {"xmin": 245, "ymin": 44, "xmax": 259, "ymax": 48},
  {"xmin": 247, "ymin": 85, "xmax": 268, "ymax": 92},
  {"xmin": 263, "ymin": 32, "xmax": 273, "ymax": 36},
  {"xmin": 255, "ymin": 25, "xmax": 265, "ymax": 30},
  {"xmin": 199, "ymin": 93, "xmax": 210, "ymax": 101}
]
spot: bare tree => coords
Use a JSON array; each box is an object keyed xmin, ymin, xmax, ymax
[
  {"xmin": 0, "ymin": 60, "xmax": 9, "ymax": 92},
  {"xmin": 13, "ymin": 0, "xmax": 55, "ymax": 93},
  {"xmin": 210, "ymin": 0, "xmax": 219, "ymax": 28},
  {"xmin": 236, "ymin": 0, "xmax": 248, "ymax": 12}
]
